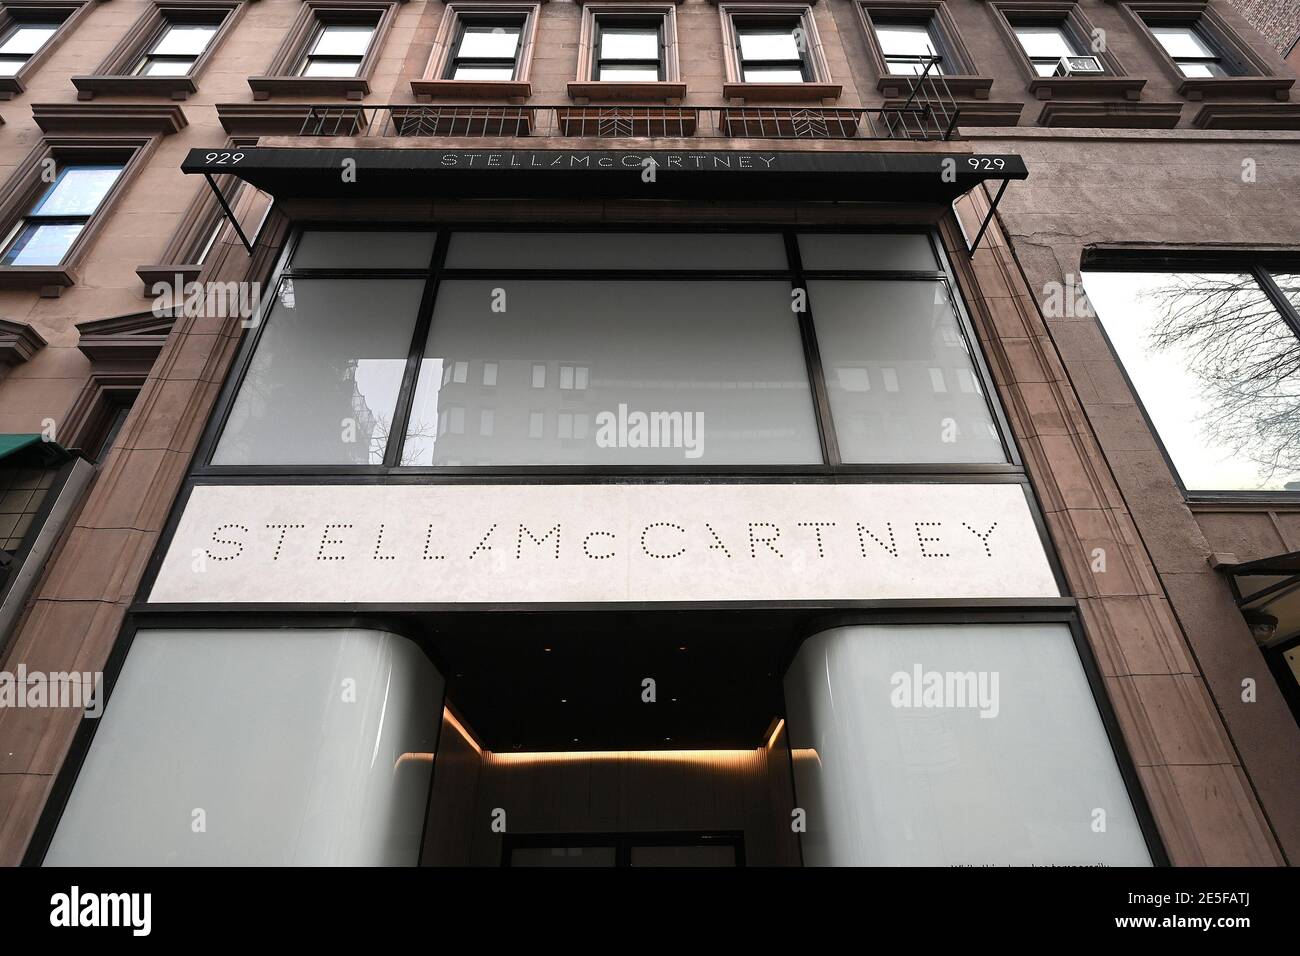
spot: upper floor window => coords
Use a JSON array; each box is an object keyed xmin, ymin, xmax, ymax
[
  {"xmin": 133, "ymin": 18, "xmax": 221, "ymax": 76},
  {"xmin": 444, "ymin": 16, "xmax": 526, "ymax": 79},
  {"xmin": 733, "ymin": 17, "xmax": 810, "ymax": 82},
  {"xmin": 1, "ymin": 163, "xmax": 122, "ymax": 266},
  {"xmin": 1012, "ymin": 21, "xmax": 1086, "ymax": 76},
  {"xmin": 1146, "ymin": 22, "xmax": 1237, "ymax": 76},
  {"xmin": 0, "ymin": 17, "xmax": 58, "ymax": 75},
  {"xmin": 593, "ymin": 17, "xmax": 663, "ymax": 81},
  {"xmin": 1082, "ymin": 264, "xmax": 1300, "ymax": 494},
  {"xmin": 297, "ymin": 20, "xmax": 377, "ymax": 77},
  {"xmin": 206, "ymin": 229, "xmax": 1009, "ymax": 471},
  {"xmin": 872, "ymin": 19, "xmax": 942, "ymax": 75}
]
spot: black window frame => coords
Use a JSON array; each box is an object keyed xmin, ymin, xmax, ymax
[
  {"xmin": 732, "ymin": 14, "xmax": 812, "ymax": 83},
  {"xmin": 593, "ymin": 14, "xmax": 664, "ymax": 82},
  {"xmin": 192, "ymin": 224, "xmax": 1021, "ymax": 479},
  {"xmin": 442, "ymin": 13, "xmax": 528, "ymax": 81},
  {"xmin": 0, "ymin": 159, "xmax": 127, "ymax": 267},
  {"xmin": 1079, "ymin": 252, "xmax": 1300, "ymax": 502}
]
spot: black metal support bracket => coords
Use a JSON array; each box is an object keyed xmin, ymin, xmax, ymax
[
  {"xmin": 202, "ymin": 172, "xmax": 254, "ymax": 256},
  {"xmin": 969, "ymin": 178, "xmax": 1010, "ymax": 254}
]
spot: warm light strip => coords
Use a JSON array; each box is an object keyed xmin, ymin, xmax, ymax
[
  {"xmin": 394, "ymin": 752, "xmax": 434, "ymax": 769},
  {"xmin": 443, "ymin": 707, "xmax": 483, "ymax": 755},
  {"xmin": 765, "ymin": 718, "xmax": 787, "ymax": 751},
  {"xmin": 488, "ymin": 749, "xmax": 760, "ymax": 766}
]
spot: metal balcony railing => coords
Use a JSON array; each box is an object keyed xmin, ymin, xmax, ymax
[{"xmin": 297, "ymin": 59, "xmax": 961, "ymax": 142}]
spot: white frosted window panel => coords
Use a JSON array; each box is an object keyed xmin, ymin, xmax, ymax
[
  {"xmin": 292, "ymin": 230, "xmax": 435, "ymax": 269},
  {"xmin": 402, "ymin": 280, "xmax": 821, "ymax": 465},
  {"xmin": 445, "ymin": 232, "xmax": 788, "ymax": 270},
  {"xmin": 212, "ymin": 279, "xmax": 425, "ymax": 465},
  {"xmin": 531, "ymin": 364, "xmax": 546, "ymax": 388},
  {"xmin": 810, "ymin": 280, "xmax": 1005, "ymax": 463},
  {"xmin": 1014, "ymin": 24, "xmax": 1077, "ymax": 58},
  {"xmin": 599, "ymin": 65, "xmax": 659, "ymax": 80},
  {"xmin": 798, "ymin": 233, "xmax": 937, "ymax": 271},
  {"xmin": 600, "ymin": 26, "xmax": 658, "ymax": 60},
  {"xmin": 483, "ymin": 361, "xmax": 498, "ymax": 386},
  {"xmin": 1151, "ymin": 25, "xmax": 1216, "ymax": 59},
  {"xmin": 875, "ymin": 23, "xmax": 936, "ymax": 57},
  {"xmin": 152, "ymin": 23, "xmax": 217, "ymax": 55},
  {"xmin": 480, "ymin": 408, "xmax": 494, "ymax": 435},
  {"xmin": 743, "ymin": 66, "xmax": 804, "ymax": 81},
  {"xmin": 560, "ymin": 365, "xmax": 574, "ymax": 390},
  {"xmin": 1083, "ymin": 270, "xmax": 1300, "ymax": 491},
  {"xmin": 140, "ymin": 58, "xmax": 192, "ymax": 75},
  {"xmin": 457, "ymin": 24, "xmax": 521, "ymax": 58},
  {"xmin": 528, "ymin": 411, "xmax": 544, "ymax": 438},
  {"xmin": 312, "ymin": 24, "xmax": 374, "ymax": 56},
  {"xmin": 453, "ymin": 360, "xmax": 468, "ymax": 383},
  {"xmin": 44, "ymin": 628, "xmax": 443, "ymax": 866},
  {"xmin": 737, "ymin": 27, "xmax": 800, "ymax": 61},
  {"xmin": 453, "ymin": 64, "xmax": 514, "ymax": 79},
  {"xmin": 783, "ymin": 624, "xmax": 1152, "ymax": 867},
  {"xmin": 0, "ymin": 24, "xmax": 57, "ymax": 55},
  {"xmin": 35, "ymin": 166, "xmax": 122, "ymax": 216}
]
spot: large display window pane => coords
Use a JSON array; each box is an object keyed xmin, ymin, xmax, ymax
[
  {"xmin": 212, "ymin": 278, "xmax": 426, "ymax": 466},
  {"xmin": 809, "ymin": 280, "xmax": 1005, "ymax": 463},
  {"xmin": 444, "ymin": 232, "xmax": 788, "ymax": 271},
  {"xmin": 1082, "ymin": 270, "xmax": 1300, "ymax": 492},
  {"xmin": 783, "ymin": 623, "xmax": 1152, "ymax": 866},
  {"xmin": 402, "ymin": 279, "xmax": 822, "ymax": 465}
]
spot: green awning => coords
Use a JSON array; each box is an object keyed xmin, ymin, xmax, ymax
[
  {"xmin": 0, "ymin": 434, "xmax": 41, "ymax": 461},
  {"xmin": 0, "ymin": 434, "xmax": 73, "ymax": 465}
]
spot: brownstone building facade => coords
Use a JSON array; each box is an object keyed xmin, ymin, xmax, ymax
[{"xmin": 0, "ymin": 0, "xmax": 1296, "ymax": 866}]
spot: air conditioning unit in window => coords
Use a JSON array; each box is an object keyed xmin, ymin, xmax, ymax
[{"xmin": 1053, "ymin": 55, "xmax": 1104, "ymax": 75}]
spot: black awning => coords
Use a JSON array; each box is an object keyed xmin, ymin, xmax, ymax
[{"xmin": 183, "ymin": 146, "xmax": 1025, "ymax": 204}]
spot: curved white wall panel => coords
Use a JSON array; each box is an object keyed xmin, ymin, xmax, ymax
[
  {"xmin": 45, "ymin": 628, "xmax": 443, "ymax": 866},
  {"xmin": 784, "ymin": 623, "xmax": 1152, "ymax": 866}
]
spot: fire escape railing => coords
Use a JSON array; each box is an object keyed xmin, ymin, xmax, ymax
[{"xmin": 294, "ymin": 60, "xmax": 961, "ymax": 141}]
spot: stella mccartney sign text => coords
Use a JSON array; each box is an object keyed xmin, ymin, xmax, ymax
[{"xmin": 148, "ymin": 483, "xmax": 1059, "ymax": 605}]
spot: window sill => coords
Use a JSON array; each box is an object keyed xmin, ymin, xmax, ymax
[
  {"xmin": 73, "ymin": 75, "xmax": 198, "ymax": 101},
  {"xmin": 1027, "ymin": 76, "xmax": 1145, "ymax": 100},
  {"xmin": 1036, "ymin": 100, "xmax": 1182, "ymax": 128},
  {"xmin": 248, "ymin": 76, "xmax": 370, "ymax": 101},
  {"xmin": 1192, "ymin": 102, "xmax": 1300, "ymax": 129},
  {"xmin": 136, "ymin": 263, "xmax": 203, "ymax": 290},
  {"xmin": 567, "ymin": 81, "xmax": 687, "ymax": 103},
  {"xmin": 722, "ymin": 81, "xmax": 841, "ymax": 104},
  {"xmin": 410, "ymin": 79, "xmax": 531, "ymax": 101},
  {"xmin": 1176, "ymin": 76, "xmax": 1294, "ymax": 101},
  {"xmin": 0, "ymin": 319, "xmax": 46, "ymax": 365},
  {"xmin": 878, "ymin": 74, "xmax": 992, "ymax": 99},
  {"xmin": 0, "ymin": 266, "xmax": 76, "ymax": 296}
]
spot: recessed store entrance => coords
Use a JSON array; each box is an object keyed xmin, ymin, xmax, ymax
[{"xmin": 418, "ymin": 608, "xmax": 805, "ymax": 866}]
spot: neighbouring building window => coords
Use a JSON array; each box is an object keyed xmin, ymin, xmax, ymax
[
  {"xmin": 297, "ymin": 19, "xmax": 377, "ymax": 76},
  {"xmin": 1082, "ymin": 267, "xmax": 1300, "ymax": 493},
  {"xmin": 209, "ymin": 229, "xmax": 1009, "ymax": 470},
  {"xmin": 1145, "ymin": 22, "xmax": 1238, "ymax": 76},
  {"xmin": 872, "ymin": 18, "xmax": 944, "ymax": 75},
  {"xmin": 1010, "ymin": 20, "xmax": 1088, "ymax": 76},
  {"xmin": 592, "ymin": 16, "xmax": 663, "ymax": 81},
  {"xmin": 444, "ymin": 14, "xmax": 527, "ymax": 79},
  {"xmin": 732, "ymin": 16, "xmax": 811, "ymax": 82},
  {"xmin": 133, "ymin": 16, "xmax": 221, "ymax": 76},
  {"xmin": 1, "ymin": 163, "xmax": 123, "ymax": 266},
  {"xmin": 0, "ymin": 16, "xmax": 58, "ymax": 74}
]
